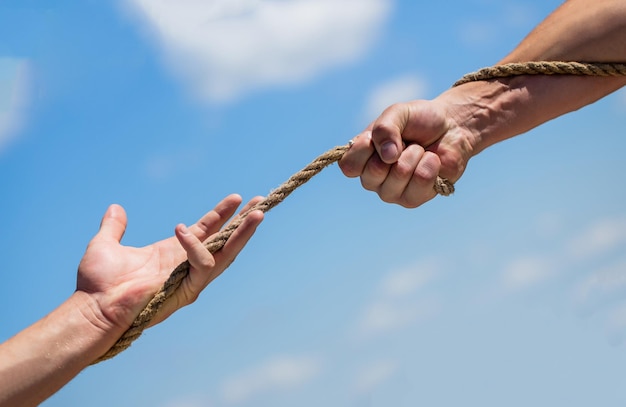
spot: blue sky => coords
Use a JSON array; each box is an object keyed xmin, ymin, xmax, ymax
[{"xmin": 2, "ymin": 0, "xmax": 626, "ymax": 406}]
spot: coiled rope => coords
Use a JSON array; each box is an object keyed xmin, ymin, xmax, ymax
[{"xmin": 92, "ymin": 60, "xmax": 626, "ymax": 364}]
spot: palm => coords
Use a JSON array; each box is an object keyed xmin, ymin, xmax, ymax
[
  {"xmin": 77, "ymin": 236, "xmax": 179, "ymax": 328},
  {"xmin": 75, "ymin": 195, "xmax": 263, "ymax": 331}
]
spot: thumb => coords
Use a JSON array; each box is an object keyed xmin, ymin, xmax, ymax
[
  {"xmin": 370, "ymin": 104, "xmax": 408, "ymax": 164},
  {"xmin": 95, "ymin": 204, "xmax": 127, "ymax": 243}
]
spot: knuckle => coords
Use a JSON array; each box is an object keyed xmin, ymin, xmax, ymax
[
  {"xmin": 196, "ymin": 255, "xmax": 216, "ymax": 270},
  {"xmin": 392, "ymin": 160, "xmax": 414, "ymax": 179},
  {"xmin": 360, "ymin": 176, "xmax": 378, "ymax": 192},
  {"xmin": 371, "ymin": 120, "xmax": 397, "ymax": 142},
  {"xmin": 372, "ymin": 103, "xmax": 406, "ymax": 140},
  {"xmin": 180, "ymin": 285, "xmax": 200, "ymax": 306},
  {"xmin": 378, "ymin": 185, "xmax": 403, "ymax": 205},
  {"xmin": 413, "ymin": 167, "xmax": 437, "ymax": 186},
  {"xmin": 378, "ymin": 191, "xmax": 398, "ymax": 204},
  {"xmin": 398, "ymin": 199, "xmax": 418, "ymax": 209},
  {"xmin": 398, "ymin": 193, "xmax": 423, "ymax": 209},
  {"xmin": 185, "ymin": 291, "xmax": 200, "ymax": 305},
  {"xmin": 413, "ymin": 155, "xmax": 440, "ymax": 186},
  {"xmin": 338, "ymin": 159, "xmax": 361, "ymax": 178},
  {"xmin": 440, "ymin": 154, "xmax": 466, "ymax": 181},
  {"xmin": 365, "ymin": 155, "xmax": 389, "ymax": 177}
]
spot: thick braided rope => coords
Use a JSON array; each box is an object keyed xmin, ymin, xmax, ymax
[
  {"xmin": 454, "ymin": 61, "xmax": 626, "ymax": 87},
  {"xmin": 95, "ymin": 145, "xmax": 452, "ymax": 363},
  {"xmin": 93, "ymin": 60, "xmax": 626, "ymax": 364}
]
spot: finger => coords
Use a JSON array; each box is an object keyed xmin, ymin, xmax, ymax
[
  {"xmin": 212, "ymin": 210, "xmax": 264, "ymax": 273},
  {"xmin": 338, "ymin": 131, "xmax": 375, "ymax": 178},
  {"xmin": 394, "ymin": 101, "xmax": 448, "ymax": 145},
  {"xmin": 152, "ymin": 203, "xmax": 263, "ymax": 322},
  {"xmin": 93, "ymin": 204, "xmax": 127, "ymax": 243},
  {"xmin": 158, "ymin": 223, "xmax": 217, "ymax": 311},
  {"xmin": 360, "ymin": 151, "xmax": 391, "ymax": 192},
  {"xmin": 370, "ymin": 103, "xmax": 409, "ymax": 164},
  {"xmin": 378, "ymin": 144, "xmax": 423, "ymax": 204},
  {"xmin": 175, "ymin": 223, "xmax": 216, "ymax": 280},
  {"xmin": 218, "ymin": 195, "xmax": 265, "ymax": 234},
  {"xmin": 168, "ymin": 211, "xmax": 263, "ymax": 312},
  {"xmin": 237, "ymin": 195, "xmax": 265, "ymax": 216},
  {"xmin": 187, "ymin": 194, "xmax": 244, "ymax": 242},
  {"xmin": 400, "ymin": 151, "xmax": 442, "ymax": 208}
]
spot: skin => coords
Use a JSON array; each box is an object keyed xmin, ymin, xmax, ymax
[
  {"xmin": 0, "ymin": 194, "xmax": 264, "ymax": 407},
  {"xmin": 1, "ymin": 0, "xmax": 625, "ymax": 404},
  {"xmin": 339, "ymin": 0, "xmax": 626, "ymax": 208}
]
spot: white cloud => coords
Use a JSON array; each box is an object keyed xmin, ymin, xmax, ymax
[
  {"xmin": 458, "ymin": 21, "xmax": 495, "ymax": 48},
  {"xmin": 359, "ymin": 300, "xmax": 422, "ymax": 335},
  {"xmin": 572, "ymin": 258, "xmax": 626, "ymax": 324},
  {"xmin": 501, "ymin": 255, "xmax": 555, "ymax": 290},
  {"xmin": 141, "ymin": 147, "xmax": 205, "ymax": 181},
  {"xmin": 357, "ymin": 260, "xmax": 441, "ymax": 336},
  {"xmin": 566, "ymin": 217, "xmax": 626, "ymax": 260},
  {"xmin": 501, "ymin": 3, "xmax": 536, "ymax": 28},
  {"xmin": 380, "ymin": 261, "xmax": 435, "ymax": 298},
  {"xmin": 458, "ymin": 3, "xmax": 537, "ymax": 49},
  {"xmin": 352, "ymin": 359, "xmax": 398, "ymax": 394},
  {"xmin": 220, "ymin": 354, "xmax": 322, "ymax": 404},
  {"xmin": 574, "ymin": 259, "xmax": 626, "ymax": 304},
  {"xmin": 364, "ymin": 74, "xmax": 428, "ymax": 121},
  {"xmin": 533, "ymin": 211, "xmax": 566, "ymax": 240},
  {"xmin": 0, "ymin": 58, "xmax": 30, "ymax": 154},
  {"xmin": 498, "ymin": 216, "xmax": 626, "ymax": 292},
  {"xmin": 606, "ymin": 303, "xmax": 626, "ymax": 346},
  {"xmin": 491, "ymin": 214, "xmax": 626, "ymax": 345},
  {"xmin": 123, "ymin": 0, "xmax": 392, "ymax": 103},
  {"xmin": 160, "ymin": 398, "xmax": 212, "ymax": 407}
]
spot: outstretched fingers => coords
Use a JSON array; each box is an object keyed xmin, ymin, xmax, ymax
[
  {"xmin": 211, "ymin": 208, "xmax": 264, "ymax": 272},
  {"xmin": 231, "ymin": 195, "xmax": 265, "ymax": 220},
  {"xmin": 173, "ymin": 196, "xmax": 264, "ymax": 306},
  {"xmin": 175, "ymin": 223, "xmax": 216, "ymax": 278},
  {"xmin": 187, "ymin": 194, "xmax": 244, "ymax": 242},
  {"xmin": 204, "ymin": 195, "xmax": 265, "ymax": 280}
]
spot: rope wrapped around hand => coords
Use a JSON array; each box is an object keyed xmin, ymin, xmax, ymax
[{"xmin": 92, "ymin": 60, "xmax": 626, "ymax": 364}]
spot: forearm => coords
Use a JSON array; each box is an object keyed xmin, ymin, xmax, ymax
[
  {"xmin": 0, "ymin": 292, "xmax": 123, "ymax": 407},
  {"xmin": 447, "ymin": 0, "xmax": 626, "ymax": 154},
  {"xmin": 501, "ymin": 0, "xmax": 626, "ymax": 63},
  {"xmin": 444, "ymin": 74, "xmax": 625, "ymax": 155}
]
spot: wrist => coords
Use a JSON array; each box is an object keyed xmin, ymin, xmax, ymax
[
  {"xmin": 69, "ymin": 290, "xmax": 129, "ymax": 354},
  {"xmin": 439, "ymin": 78, "xmax": 519, "ymax": 156},
  {"xmin": 0, "ymin": 292, "xmax": 126, "ymax": 406},
  {"xmin": 441, "ymin": 73, "xmax": 626, "ymax": 156},
  {"xmin": 29, "ymin": 291, "xmax": 126, "ymax": 369}
]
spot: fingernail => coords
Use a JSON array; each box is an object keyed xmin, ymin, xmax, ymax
[
  {"xmin": 380, "ymin": 142, "xmax": 398, "ymax": 162},
  {"xmin": 179, "ymin": 224, "xmax": 190, "ymax": 235}
]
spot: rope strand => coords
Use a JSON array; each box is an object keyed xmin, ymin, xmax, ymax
[{"xmin": 453, "ymin": 61, "xmax": 626, "ymax": 87}]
